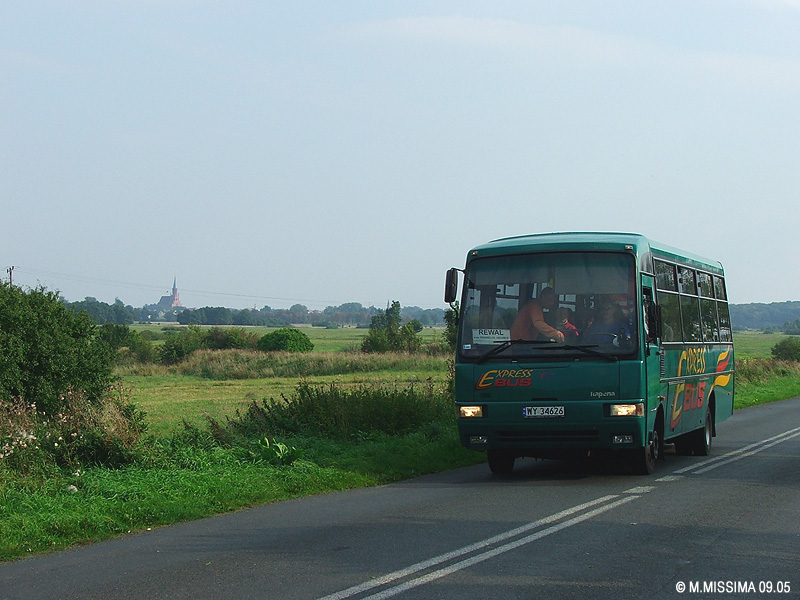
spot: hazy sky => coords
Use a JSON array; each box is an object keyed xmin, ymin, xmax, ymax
[{"xmin": 3, "ymin": 1, "xmax": 799, "ymax": 310}]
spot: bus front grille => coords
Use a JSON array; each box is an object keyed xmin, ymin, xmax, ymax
[{"xmin": 497, "ymin": 430, "xmax": 600, "ymax": 443}]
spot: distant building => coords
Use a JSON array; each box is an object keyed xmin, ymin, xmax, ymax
[{"xmin": 157, "ymin": 278, "xmax": 182, "ymax": 309}]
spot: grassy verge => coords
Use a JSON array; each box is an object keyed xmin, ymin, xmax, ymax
[
  {"xmin": 0, "ymin": 430, "xmax": 481, "ymax": 561},
  {"xmin": 734, "ymin": 357, "xmax": 800, "ymax": 409},
  {"xmin": 0, "ymin": 369, "xmax": 480, "ymax": 562}
]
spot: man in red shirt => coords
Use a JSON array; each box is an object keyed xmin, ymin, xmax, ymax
[{"xmin": 510, "ymin": 287, "xmax": 565, "ymax": 343}]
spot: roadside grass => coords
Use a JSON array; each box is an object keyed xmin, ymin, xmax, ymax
[
  {"xmin": 0, "ymin": 431, "xmax": 479, "ymax": 562},
  {"xmin": 2, "ymin": 331, "xmax": 798, "ymax": 563},
  {"xmin": 734, "ymin": 357, "xmax": 800, "ymax": 410},
  {"xmin": 730, "ymin": 331, "xmax": 800, "ymax": 409},
  {"xmin": 1, "ymin": 355, "xmax": 477, "ymax": 562}
]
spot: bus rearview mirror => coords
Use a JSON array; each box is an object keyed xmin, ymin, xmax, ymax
[{"xmin": 444, "ymin": 268, "xmax": 459, "ymax": 304}]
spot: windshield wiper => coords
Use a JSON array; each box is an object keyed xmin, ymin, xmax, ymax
[
  {"xmin": 475, "ymin": 339, "xmax": 553, "ymax": 364},
  {"xmin": 535, "ymin": 343, "xmax": 618, "ymax": 362}
]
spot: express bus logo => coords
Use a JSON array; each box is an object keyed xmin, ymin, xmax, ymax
[
  {"xmin": 669, "ymin": 349, "xmax": 731, "ymax": 429},
  {"xmin": 476, "ymin": 369, "xmax": 534, "ymax": 390}
]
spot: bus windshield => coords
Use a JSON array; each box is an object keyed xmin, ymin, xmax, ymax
[{"xmin": 459, "ymin": 252, "xmax": 638, "ymax": 360}]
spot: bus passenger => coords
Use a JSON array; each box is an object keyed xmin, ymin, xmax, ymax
[
  {"xmin": 584, "ymin": 301, "xmax": 631, "ymax": 345},
  {"xmin": 556, "ymin": 307, "xmax": 580, "ymax": 340},
  {"xmin": 510, "ymin": 287, "xmax": 565, "ymax": 343}
]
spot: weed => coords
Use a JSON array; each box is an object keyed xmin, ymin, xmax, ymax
[
  {"xmin": 0, "ymin": 384, "xmax": 147, "ymax": 473},
  {"xmin": 246, "ymin": 436, "xmax": 303, "ymax": 466}
]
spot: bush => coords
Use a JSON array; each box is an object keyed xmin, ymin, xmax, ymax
[
  {"xmin": 225, "ymin": 380, "xmax": 450, "ymax": 440},
  {"xmin": 1, "ymin": 385, "xmax": 147, "ymax": 472},
  {"xmin": 258, "ymin": 328, "xmax": 314, "ymax": 353},
  {"xmin": 771, "ymin": 337, "xmax": 800, "ymax": 361},
  {"xmin": 98, "ymin": 323, "xmax": 134, "ymax": 350},
  {"xmin": 0, "ymin": 284, "xmax": 115, "ymax": 415},
  {"xmin": 159, "ymin": 326, "xmax": 207, "ymax": 365},
  {"xmin": 205, "ymin": 327, "xmax": 260, "ymax": 351}
]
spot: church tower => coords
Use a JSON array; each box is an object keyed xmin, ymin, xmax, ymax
[
  {"xmin": 157, "ymin": 278, "xmax": 182, "ymax": 309},
  {"xmin": 171, "ymin": 277, "xmax": 182, "ymax": 307}
]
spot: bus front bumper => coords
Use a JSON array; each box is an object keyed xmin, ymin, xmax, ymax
[{"xmin": 456, "ymin": 400, "xmax": 648, "ymax": 456}]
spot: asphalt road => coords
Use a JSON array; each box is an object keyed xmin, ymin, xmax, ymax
[{"xmin": 2, "ymin": 397, "xmax": 799, "ymax": 600}]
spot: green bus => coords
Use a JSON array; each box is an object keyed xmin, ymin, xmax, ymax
[{"xmin": 444, "ymin": 232, "xmax": 734, "ymax": 475}]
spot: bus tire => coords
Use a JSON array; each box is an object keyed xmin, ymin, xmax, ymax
[
  {"xmin": 631, "ymin": 415, "xmax": 663, "ymax": 475},
  {"xmin": 487, "ymin": 450, "xmax": 515, "ymax": 475},
  {"xmin": 688, "ymin": 405, "xmax": 713, "ymax": 456}
]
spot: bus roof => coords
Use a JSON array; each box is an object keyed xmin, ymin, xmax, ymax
[{"xmin": 469, "ymin": 232, "xmax": 724, "ymax": 275}]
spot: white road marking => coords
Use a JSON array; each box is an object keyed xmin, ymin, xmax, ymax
[
  {"xmin": 672, "ymin": 426, "xmax": 800, "ymax": 475},
  {"xmin": 358, "ymin": 496, "xmax": 639, "ymax": 600},
  {"xmin": 317, "ymin": 495, "xmax": 635, "ymax": 600},
  {"xmin": 318, "ymin": 426, "xmax": 800, "ymax": 600},
  {"xmin": 624, "ymin": 486, "xmax": 655, "ymax": 494}
]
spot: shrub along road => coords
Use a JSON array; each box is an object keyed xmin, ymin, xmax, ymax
[{"xmin": 2, "ymin": 396, "xmax": 798, "ymax": 600}]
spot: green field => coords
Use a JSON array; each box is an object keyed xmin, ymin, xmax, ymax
[
  {"xmin": 130, "ymin": 323, "xmax": 444, "ymax": 353},
  {"xmin": 127, "ymin": 366, "xmax": 448, "ymax": 437},
  {"xmin": 124, "ymin": 325, "xmax": 449, "ymax": 435},
  {"xmin": 728, "ymin": 330, "xmax": 785, "ymax": 359},
  {"xmin": 123, "ymin": 328, "xmax": 790, "ymax": 437}
]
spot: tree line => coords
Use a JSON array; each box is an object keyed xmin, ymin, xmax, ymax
[
  {"xmin": 62, "ymin": 297, "xmax": 447, "ymax": 328},
  {"xmin": 730, "ymin": 301, "xmax": 800, "ymax": 331}
]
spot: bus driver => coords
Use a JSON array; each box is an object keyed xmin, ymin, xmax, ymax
[{"xmin": 510, "ymin": 287, "xmax": 566, "ymax": 343}]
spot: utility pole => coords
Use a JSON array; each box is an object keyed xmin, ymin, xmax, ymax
[{"xmin": 6, "ymin": 265, "xmax": 13, "ymax": 285}]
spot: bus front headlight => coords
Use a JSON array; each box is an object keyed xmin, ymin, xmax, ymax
[
  {"xmin": 459, "ymin": 406, "xmax": 484, "ymax": 418},
  {"xmin": 609, "ymin": 403, "xmax": 644, "ymax": 417}
]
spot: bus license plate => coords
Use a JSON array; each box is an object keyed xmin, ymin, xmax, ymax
[{"xmin": 523, "ymin": 406, "xmax": 565, "ymax": 418}]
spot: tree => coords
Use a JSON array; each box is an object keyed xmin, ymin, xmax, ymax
[
  {"xmin": 443, "ymin": 303, "xmax": 459, "ymax": 351},
  {"xmin": 361, "ymin": 301, "xmax": 422, "ymax": 353},
  {"xmin": 159, "ymin": 326, "xmax": 207, "ymax": 364},
  {"xmin": 772, "ymin": 337, "xmax": 800, "ymax": 361},
  {"xmin": 0, "ymin": 283, "xmax": 115, "ymax": 414},
  {"xmin": 783, "ymin": 319, "xmax": 800, "ymax": 335},
  {"xmin": 67, "ymin": 297, "xmax": 135, "ymax": 325},
  {"xmin": 258, "ymin": 328, "xmax": 314, "ymax": 353}
]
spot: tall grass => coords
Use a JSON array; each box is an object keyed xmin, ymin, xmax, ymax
[
  {"xmin": 117, "ymin": 349, "xmax": 449, "ymax": 380},
  {"xmin": 219, "ymin": 380, "xmax": 451, "ymax": 440},
  {"xmin": 736, "ymin": 357, "xmax": 800, "ymax": 383},
  {"xmin": 735, "ymin": 357, "xmax": 800, "ymax": 409}
]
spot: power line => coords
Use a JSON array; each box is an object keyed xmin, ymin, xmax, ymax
[{"xmin": 11, "ymin": 266, "xmax": 444, "ymax": 309}]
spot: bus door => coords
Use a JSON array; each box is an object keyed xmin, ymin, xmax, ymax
[{"xmin": 643, "ymin": 286, "xmax": 666, "ymax": 423}]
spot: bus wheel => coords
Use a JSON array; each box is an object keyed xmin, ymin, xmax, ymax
[
  {"xmin": 487, "ymin": 450, "xmax": 515, "ymax": 475},
  {"xmin": 688, "ymin": 406, "xmax": 713, "ymax": 456},
  {"xmin": 632, "ymin": 422, "xmax": 662, "ymax": 475}
]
